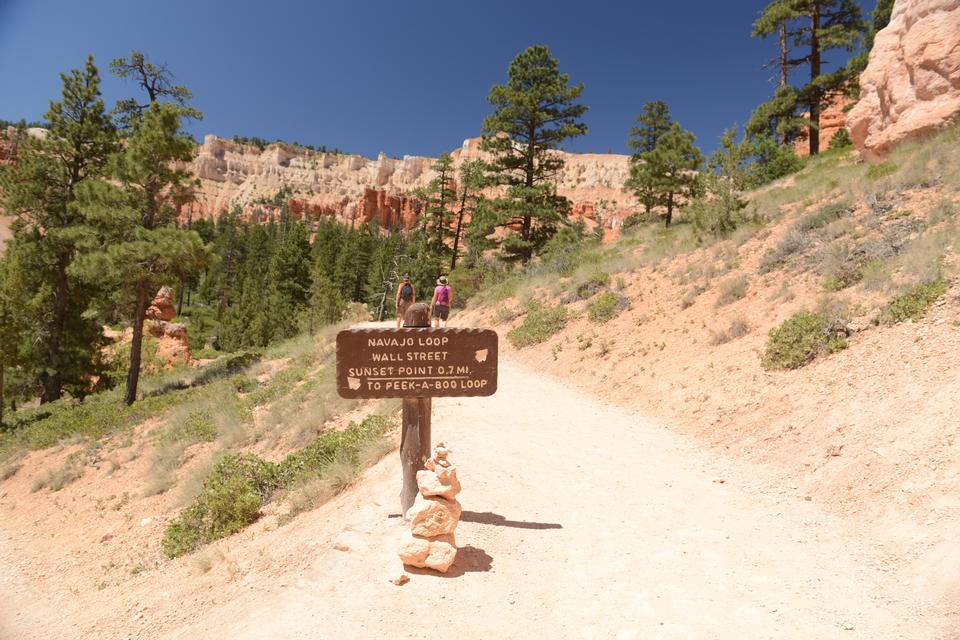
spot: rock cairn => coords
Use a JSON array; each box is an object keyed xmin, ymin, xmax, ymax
[{"xmin": 398, "ymin": 443, "xmax": 462, "ymax": 573}]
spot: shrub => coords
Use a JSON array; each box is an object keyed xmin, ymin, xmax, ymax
[
  {"xmin": 711, "ymin": 316, "xmax": 751, "ymax": 345},
  {"xmin": 506, "ymin": 304, "xmax": 568, "ymax": 348},
  {"xmin": 758, "ymin": 229, "xmax": 809, "ymax": 273},
  {"xmin": 796, "ymin": 202, "xmax": 850, "ymax": 232},
  {"xmin": 828, "ymin": 128, "xmax": 852, "ymax": 150},
  {"xmin": 162, "ymin": 415, "xmax": 395, "ymax": 558},
  {"xmin": 879, "ymin": 280, "xmax": 948, "ymax": 325},
  {"xmin": 162, "ymin": 453, "xmax": 277, "ymax": 558},
  {"xmin": 688, "ymin": 175, "xmax": 750, "ymax": 239},
  {"xmin": 866, "ymin": 161, "xmax": 897, "ymax": 181},
  {"xmin": 574, "ymin": 272, "xmax": 610, "ymax": 301},
  {"xmin": 715, "ymin": 276, "xmax": 749, "ymax": 307},
  {"xmin": 762, "ymin": 310, "xmax": 849, "ymax": 370},
  {"xmin": 587, "ymin": 291, "xmax": 629, "ymax": 323}
]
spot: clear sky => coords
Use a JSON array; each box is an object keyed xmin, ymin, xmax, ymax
[{"xmin": 0, "ymin": 0, "xmax": 871, "ymax": 158}]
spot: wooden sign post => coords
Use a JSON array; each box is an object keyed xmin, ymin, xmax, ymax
[{"xmin": 336, "ymin": 303, "xmax": 498, "ymax": 515}]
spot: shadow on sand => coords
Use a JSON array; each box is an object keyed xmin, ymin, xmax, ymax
[
  {"xmin": 405, "ymin": 545, "xmax": 493, "ymax": 578},
  {"xmin": 460, "ymin": 510, "xmax": 562, "ymax": 530}
]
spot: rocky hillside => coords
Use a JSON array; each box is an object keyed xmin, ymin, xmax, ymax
[{"xmin": 182, "ymin": 135, "xmax": 636, "ymax": 233}]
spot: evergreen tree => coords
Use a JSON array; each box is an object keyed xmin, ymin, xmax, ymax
[
  {"xmin": 745, "ymin": 85, "xmax": 807, "ymax": 144},
  {"xmin": 451, "ymin": 159, "xmax": 487, "ymax": 270},
  {"xmin": 76, "ymin": 103, "xmax": 209, "ymax": 404},
  {"xmin": 627, "ymin": 123, "xmax": 703, "ymax": 227},
  {"xmin": 425, "ymin": 153, "xmax": 456, "ymax": 260},
  {"xmin": 0, "ymin": 250, "xmax": 29, "ymax": 425},
  {"xmin": 110, "ymin": 50, "xmax": 200, "ymax": 131},
  {"xmin": 627, "ymin": 101, "xmax": 673, "ymax": 155},
  {"xmin": 270, "ymin": 220, "xmax": 312, "ymax": 310},
  {"xmin": 753, "ymin": 0, "xmax": 865, "ymax": 155},
  {"xmin": 626, "ymin": 101, "xmax": 675, "ymax": 216},
  {"xmin": 300, "ymin": 267, "xmax": 346, "ymax": 332},
  {"xmin": 481, "ymin": 45, "xmax": 588, "ymax": 263},
  {"xmin": 0, "ymin": 56, "xmax": 117, "ymax": 403}
]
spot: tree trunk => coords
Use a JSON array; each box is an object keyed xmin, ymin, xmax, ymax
[
  {"xmin": 808, "ymin": 2, "xmax": 822, "ymax": 155},
  {"xmin": 665, "ymin": 192, "xmax": 674, "ymax": 227},
  {"xmin": 124, "ymin": 286, "xmax": 150, "ymax": 406},
  {"xmin": 451, "ymin": 188, "xmax": 468, "ymax": 270},
  {"xmin": 176, "ymin": 278, "xmax": 185, "ymax": 316},
  {"xmin": 40, "ymin": 254, "xmax": 70, "ymax": 404},
  {"xmin": 778, "ymin": 22, "xmax": 788, "ymax": 88}
]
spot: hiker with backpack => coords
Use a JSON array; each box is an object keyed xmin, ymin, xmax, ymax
[
  {"xmin": 431, "ymin": 276, "xmax": 453, "ymax": 328},
  {"xmin": 396, "ymin": 275, "xmax": 415, "ymax": 328}
]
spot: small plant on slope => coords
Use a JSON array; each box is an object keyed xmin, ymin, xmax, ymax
[
  {"xmin": 879, "ymin": 280, "xmax": 948, "ymax": 325},
  {"xmin": 761, "ymin": 310, "xmax": 849, "ymax": 370},
  {"xmin": 587, "ymin": 291, "xmax": 629, "ymax": 323},
  {"xmin": 506, "ymin": 303, "xmax": 568, "ymax": 348}
]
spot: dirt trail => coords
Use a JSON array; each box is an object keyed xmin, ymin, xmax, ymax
[{"xmin": 156, "ymin": 358, "xmax": 945, "ymax": 640}]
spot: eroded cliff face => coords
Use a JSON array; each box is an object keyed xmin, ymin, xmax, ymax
[
  {"xmin": 181, "ymin": 134, "xmax": 637, "ymax": 232},
  {"xmin": 849, "ymin": 0, "xmax": 960, "ymax": 160}
]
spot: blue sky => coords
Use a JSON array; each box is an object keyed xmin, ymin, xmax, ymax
[{"xmin": 0, "ymin": 0, "xmax": 872, "ymax": 158}]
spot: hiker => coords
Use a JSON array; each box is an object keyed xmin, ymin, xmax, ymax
[
  {"xmin": 396, "ymin": 275, "xmax": 415, "ymax": 328},
  {"xmin": 430, "ymin": 276, "xmax": 453, "ymax": 328}
]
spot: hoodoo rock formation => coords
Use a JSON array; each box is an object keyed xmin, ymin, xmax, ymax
[
  {"xmin": 398, "ymin": 443, "xmax": 461, "ymax": 573},
  {"xmin": 849, "ymin": 0, "xmax": 960, "ymax": 160},
  {"xmin": 179, "ymin": 134, "xmax": 636, "ymax": 234},
  {"xmin": 145, "ymin": 286, "xmax": 191, "ymax": 367}
]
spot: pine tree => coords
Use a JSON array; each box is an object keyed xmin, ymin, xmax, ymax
[
  {"xmin": 753, "ymin": 0, "xmax": 865, "ymax": 155},
  {"xmin": 425, "ymin": 153, "xmax": 456, "ymax": 260},
  {"xmin": 626, "ymin": 101, "xmax": 675, "ymax": 216},
  {"xmin": 451, "ymin": 159, "xmax": 487, "ymax": 270},
  {"xmin": 628, "ymin": 123, "xmax": 703, "ymax": 227},
  {"xmin": 76, "ymin": 103, "xmax": 210, "ymax": 404},
  {"xmin": 0, "ymin": 250, "xmax": 28, "ymax": 425},
  {"xmin": 0, "ymin": 56, "xmax": 117, "ymax": 403},
  {"xmin": 110, "ymin": 50, "xmax": 200, "ymax": 131},
  {"xmin": 627, "ymin": 101, "xmax": 673, "ymax": 155},
  {"xmin": 481, "ymin": 45, "xmax": 588, "ymax": 263},
  {"xmin": 270, "ymin": 220, "xmax": 312, "ymax": 310}
]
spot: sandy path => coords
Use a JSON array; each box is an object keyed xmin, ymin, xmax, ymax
[{"xmin": 166, "ymin": 358, "xmax": 945, "ymax": 640}]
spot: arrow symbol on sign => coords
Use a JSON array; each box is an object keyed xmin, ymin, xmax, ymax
[{"xmin": 475, "ymin": 349, "xmax": 488, "ymax": 363}]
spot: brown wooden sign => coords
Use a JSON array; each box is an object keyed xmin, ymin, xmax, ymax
[{"xmin": 335, "ymin": 328, "xmax": 498, "ymax": 399}]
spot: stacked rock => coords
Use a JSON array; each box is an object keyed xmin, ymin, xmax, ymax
[{"xmin": 398, "ymin": 443, "xmax": 462, "ymax": 573}]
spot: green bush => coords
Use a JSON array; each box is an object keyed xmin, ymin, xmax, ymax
[
  {"xmin": 587, "ymin": 291, "xmax": 629, "ymax": 323},
  {"xmin": 162, "ymin": 415, "xmax": 395, "ymax": 558},
  {"xmin": 506, "ymin": 303, "xmax": 568, "ymax": 348},
  {"xmin": 762, "ymin": 310, "xmax": 849, "ymax": 370},
  {"xmin": 162, "ymin": 453, "xmax": 277, "ymax": 558},
  {"xmin": 828, "ymin": 128, "xmax": 852, "ymax": 151},
  {"xmin": 879, "ymin": 280, "xmax": 948, "ymax": 325},
  {"xmin": 573, "ymin": 272, "xmax": 610, "ymax": 301}
]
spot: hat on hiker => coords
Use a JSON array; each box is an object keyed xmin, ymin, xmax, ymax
[
  {"xmin": 402, "ymin": 274, "xmax": 409, "ymax": 281},
  {"xmin": 437, "ymin": 276, "xmax": 448, "ymax": 285}
]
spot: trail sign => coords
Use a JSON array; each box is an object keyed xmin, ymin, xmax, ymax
[
  {"xmin": 335, "ymin": 328, "xmax": 498, "ymax": 399},
  {"xmin": 335, "ymin": 307, "xmax": 498, "ymax": 515}
]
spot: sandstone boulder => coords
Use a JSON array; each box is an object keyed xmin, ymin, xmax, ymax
[
  {"xmin": 416, "ymin": 467, "xmax": 461, "ymax": 501},
  {"xmin": 849, "ymin": 0, "xmax": 960, "ymax": 160},
  {"xmin": 145, "ymin": 286, "xmax": 176, "ymax": 322},
  {"xmin": 407, "ymin": 494, "xmax": 462, "ymax": 538},
  {"xmin": 397, "ymin": 533, "xmax": 458, "ymax": 573}
]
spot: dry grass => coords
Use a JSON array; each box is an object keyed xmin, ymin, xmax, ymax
[
  {"xmin": 31, "ymin": 453, "xmax": 85, "ymax": 492},
  {"xmin": 716, "ymin": 275, "xmax": 750, "ymax": 307}
]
